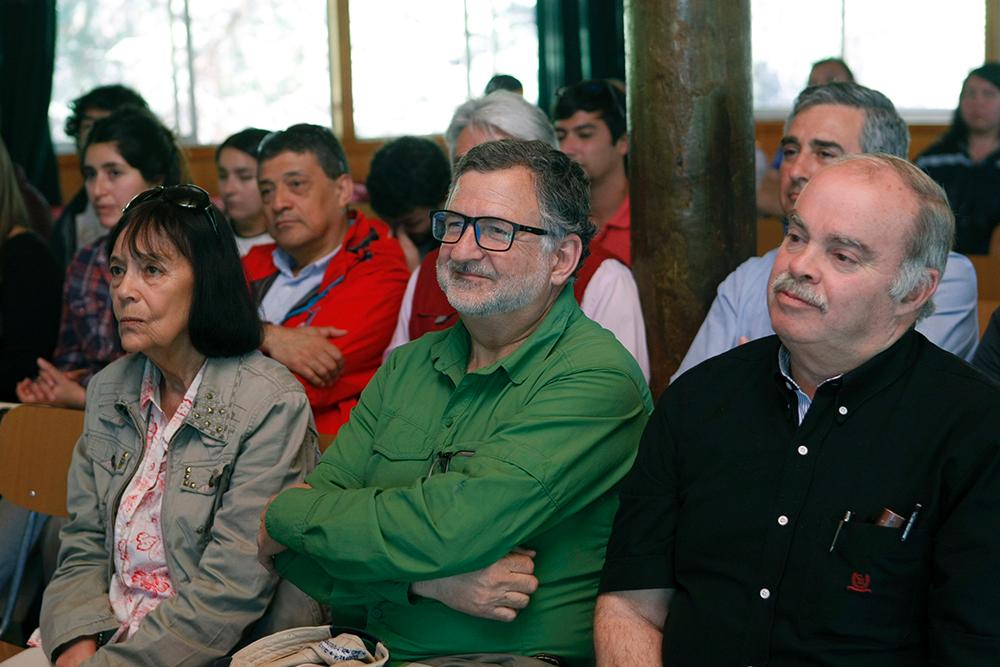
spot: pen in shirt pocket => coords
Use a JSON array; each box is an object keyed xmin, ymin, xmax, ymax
[
  {"xmin": 901, "ymin": 503, "xmax": 922, "ymax": 542},
  {"xmin": 829, "ymin": 510, "xmax": 851, "ymax": 552}
]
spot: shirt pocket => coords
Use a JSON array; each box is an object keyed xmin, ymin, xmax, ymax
[
  {"xmin": 802, "ymin": 520, "xmax": 930, "ymax": 645},
  {"xmin": 368, "ymin": 412, "xmax": 435, "ymax": 485},
  {"xmin": 170, "ymin": 459, "xmax": 232, "ymax": 579},
  {"xmin": 87, "ymin": 434, "xmax": 134, "ymax": 527}
]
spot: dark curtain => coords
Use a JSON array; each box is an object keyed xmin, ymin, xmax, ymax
[
  {"xmin": 537, "ymin": 0, "xmax": 625, "ymax": 114},
  {"xmin": 0, "ymin": 0, "xmax": 60, "ymax": 205}
]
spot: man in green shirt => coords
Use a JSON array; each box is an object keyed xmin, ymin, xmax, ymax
[{"xmin": 257, "ymin": 139, "xmax": 651, "ymax": 665}]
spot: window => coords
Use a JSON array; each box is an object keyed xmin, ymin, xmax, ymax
[
  {"xmin": 752, "ymin": 0, "xmax": 987, "ymax": 119},
  {"xmin": 346, "ymin": 0, "xmax": 538, "ymax": 140},
  {"xmin": 50, "ymin": 0, "xmax": 332, "ymax": 147}
]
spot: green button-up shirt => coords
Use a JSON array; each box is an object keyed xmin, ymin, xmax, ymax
[{"xmin": 267, "ymin": 286, "xmax": 651, "ymax": 665}]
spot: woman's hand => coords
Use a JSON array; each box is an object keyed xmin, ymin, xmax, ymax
[
  {"xmin": 15, "ymin": 359, "xmax": 87, "ymax": 408},
  {"xmin": 54, "ymin": 637, "xmax": 98, "ymax": 667}
]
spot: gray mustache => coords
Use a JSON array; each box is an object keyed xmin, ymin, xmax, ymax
[
  {"xmin": 447, "ymin": 261, "xmax": 497, "ymax": 279},
  {"xmin": 771, "ymin": 271, "xmax": 828, "ymax": 313}
]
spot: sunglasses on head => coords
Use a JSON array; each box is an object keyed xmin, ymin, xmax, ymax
[{"xmin": 123, "ymin": 184, "xmax": 220, "ymax": 236}]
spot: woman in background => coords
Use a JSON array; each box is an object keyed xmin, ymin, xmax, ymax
[
  {"xmin": 0, "ymin": 140, "xmax": 64, "ymax": 606},
  {"xmin": 1, "ymin": 109, "xmax": 188, "ymax": 606},
  {"xmin": 17, "ymin": 106, "xmax": 185, "ymax": 407},
  {"xmin": 0, "ymin": 137, "xmax": 62, "ymax": 401},
  {"xmin": 216, "ymin": 127, "xmax": 272, "ymax": 256},
  {"xmin": 916, "ymin": 62, "xmax": 1000, "ymax": 254}
]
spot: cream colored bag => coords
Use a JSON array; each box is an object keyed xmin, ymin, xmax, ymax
[{"xmin": 230, "ymin": 626, "xmax": 389, "ymax": 667}]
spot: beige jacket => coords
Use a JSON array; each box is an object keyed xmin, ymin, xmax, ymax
[{"xmin": 40, "ymin": 351, "xmax": 324, "ymax": 666}]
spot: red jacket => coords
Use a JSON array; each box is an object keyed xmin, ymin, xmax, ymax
[
  {"xmin": 243, "ymin": 211, "xmax": 409, "ymax": 436},
  {"xmin": 409, "ymin": 242, "xmax": 616, "ymax": 340}
]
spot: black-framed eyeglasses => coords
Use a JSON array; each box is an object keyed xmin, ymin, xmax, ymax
[
  {"xmin": 430, "ymin": 209, "xmax": 548, "ymax": 252},
  {"xmin": 123, "ymin": 184, "xmax": 220, "ymax": 236}
]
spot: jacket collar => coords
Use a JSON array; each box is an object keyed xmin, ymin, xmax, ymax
[
  {"xmin": 94, "ymin": 353, "xmax": 247, "ymax": 444},
  {"xmin": 320, "ymin": 209, "xmax": 380, "ymax": 286}
]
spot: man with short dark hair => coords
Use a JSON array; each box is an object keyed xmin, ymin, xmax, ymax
[
  {"xmin": 596, "ymin": 154, "xmax": 1000, "ymax": 665},
  {"xmin": 485, "ymin": 74, "xmax": 524, "ymax": 96},
  {"xmin": 366, "ymin": 135, "xmax": 451, "ymax": 263},
  {"xmin": 553, "ymin": 79, "xmax": 630, "ymax": 265},
  {"xmin": 675, "ymin": 82, "xmax": 979, "ymax": 379},
  {"xmin": 807, "ymin": 57, "xmax": 855, "ymax": 87},
  {"xmin": 242, "ymin": 123, "xmax": 409, "ymax": 435},
  {"xmin": 258, "ymin": 140, "xmax": 651, "ymax": 664}
]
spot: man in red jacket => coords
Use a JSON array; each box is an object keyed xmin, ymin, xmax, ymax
[{"xmin": 243, "ymin": 124, "xmax": 409, "ymax": 436}]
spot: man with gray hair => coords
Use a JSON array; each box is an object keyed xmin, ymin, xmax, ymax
[
  {"xmin": 388, "ymin": 92, "xmax": 650, "ymax": 380},
  {"xmin": 673, "ymin": 82, "xmax": 978, "ymax": 379},
  {"xmin": 596, "ymin": 153, "xmax": 1000, "ymax": 665},
  {"xmin": 258, "ymin": 139, "xmax": 651, "ymax": 664},
  {"xmin": 444, "ymin": 91, "xmax": 556, "ymax": 161}
]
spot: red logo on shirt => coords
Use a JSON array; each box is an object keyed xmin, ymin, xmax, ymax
[{"xmin": 847, "ymin": 572, "xmax": 872, "ymax": 593}]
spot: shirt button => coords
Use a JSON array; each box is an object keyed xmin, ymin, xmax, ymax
[
  {"xmin": 444, "ymin": 417, "xmax": 454, "ymax": 427},
  {"xmin": 759, "ymin": 588, "xmax": 770, "ymax": 599},
  {"xmin": 838, "ymin": 406, "xmax": 848, "ymax": 415},
  {"xmin": 797, "ymin": 445, "xmax": 808, "ymax": 456},
  {"xmin": 777, "ymin": 515, "xmax": 789, "ymax": 526}
]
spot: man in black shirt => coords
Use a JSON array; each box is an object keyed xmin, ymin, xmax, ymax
[{"xmin": 595, "ymin": 154, "xmax": 1000, "ymax": 666}]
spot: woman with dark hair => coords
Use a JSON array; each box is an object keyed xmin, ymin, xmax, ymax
[
  {"xmin": 215, "ymin": 128, "xmax": 272, "ymax": 256},
  {"xmin": 3, "ymin": 110, "xmax": 189, "ymax": 601},
  {"xmin": 916, "ymin": 62, "xmax": 1000, "ymax": 254},
  {"xmin": 6, "ymin": 185, "xmax": 321, "ymax": 666},
  {"xmin": 17, "ymin": 106, "xmax": 185, "ymax": 408},
  {"xmin": 51, "ymin": 84, "xmax": 150, "ymax": 269},
  {"xmin": 0, "ymin": 137, "xmax": 62, "ymax": 400},
  {"xmin": 0, "ymin": 140, "xmax": 64, "ymax": 606}
]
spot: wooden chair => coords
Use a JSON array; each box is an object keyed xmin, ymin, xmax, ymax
[
  {"xmin": 756, "ymin": 214, "xmax": 785, "ymax": 256},
  {"xmin": 0, "ymin": 640, "xmax": 25, "ymax": 660},
  {"xmin": 0, "ymin": 405, "xmax": 84, "ymax": 639},
  {"xmin": 979, "ymin": 299, "xmax": 1000, "ymax": 337}
]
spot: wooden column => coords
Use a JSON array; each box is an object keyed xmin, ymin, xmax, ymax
[{"xmin": 626, "ymin": 0, "xmax": 755, "ymax": 396}]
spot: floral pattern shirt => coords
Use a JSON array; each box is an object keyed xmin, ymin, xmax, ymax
[{"xmin": 107, "ymin": 358, "xmax": 205, "ymax": 640}]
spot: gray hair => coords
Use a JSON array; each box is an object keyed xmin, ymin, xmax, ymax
[
  {"xmin": 449, "ymin": 139, "xmax": 595, "ymax": 274},
  {"xmin": 834, "ymin": 154, "xmax": 953, "ymax": 320},
  {"xmin": 444, "ymin": 92, "xmax": 558, "ymax": 163},
  {"xmin": 788, "ymin": 82, "xmax": 910, "ymax": 159}
]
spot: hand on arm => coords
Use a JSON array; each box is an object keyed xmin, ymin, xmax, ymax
[
  {"xmin": 257, "ymin": 482, "xmax": 313, "ymax": 573},
  {"xmin": 410, "ymin": 548, "xmax": 539, "ymax": 622},
  {"xmin": 594, "ymin": 589, "xmax": 673, "ymax": 667},
  {"xmin": 261, "ymin": 324, "xmax": 347, "ymax": 387},
  {"xmin": 15, "ymin": 359, "xmax": 86, "ymax": 408}
]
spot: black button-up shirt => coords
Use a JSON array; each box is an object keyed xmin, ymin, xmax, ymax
[{"xmin": 600, "ymin": 331, "xmax": 1000, "ymax": 666}]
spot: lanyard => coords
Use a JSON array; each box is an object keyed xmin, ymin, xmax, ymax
[{"xmin": 281, "ymin": 274, "xmax": 345, "ymax": 325}]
